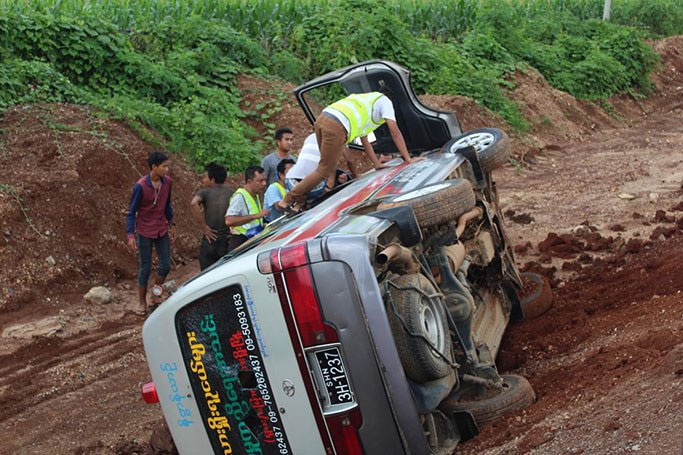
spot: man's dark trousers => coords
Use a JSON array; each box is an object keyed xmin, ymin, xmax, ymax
[{"xmin": 199, "ymin": 235, "xmax": 230, "ymax": 270}]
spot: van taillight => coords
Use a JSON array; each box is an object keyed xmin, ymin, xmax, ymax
[
  {"xmin": 260, "ymin": 243, "xmax": 338, "ymax": 347},
  {"xmin": 284, "ymin": 265, "xmax": 339, "ymax": 346},
  {"xmin": 326, "ymin": 409, "xmax": 363, "ymax": 455},
  {"xmin": 259, "ymin": 242, "xmax": 363, "ymax": 454},
  {"xmin": 141, "ymin": 382, "xmax": 159, "ymax": 404}
]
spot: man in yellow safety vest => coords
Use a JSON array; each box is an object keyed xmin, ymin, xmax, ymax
[
  {"xmin": 278, "ymin": 89, "xmax": 419, "ymax": 209},
  {"xmin": 264, "ymin": 158, "xmax": 295, "ymax": 222},
  {"xmin": 224, "ymin": 165, "xmax": 270, "ymax": 250}
]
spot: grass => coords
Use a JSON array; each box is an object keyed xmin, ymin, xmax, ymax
[{"xmin": 0, "ymin": 0, "xmax": 678, "ymax": 171}]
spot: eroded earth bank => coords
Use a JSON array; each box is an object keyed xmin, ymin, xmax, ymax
[{"xmin": 0, "ymin": 37, "xmax": 681, "ymax": 455}]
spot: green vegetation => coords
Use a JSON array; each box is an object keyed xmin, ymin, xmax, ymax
[
  {"xmin": 1, "ymin": 0, "xmax": 678, "ymax": 170},
  {"xmin": 0, "ymin": 183, "xmax": 44, "ymax": 237}
]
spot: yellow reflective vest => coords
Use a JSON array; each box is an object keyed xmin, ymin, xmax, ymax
[
  {"xmin": 328, "ymin": 92, "xmax": 386, "ymax": 144},
  {"xmin": 231, "ymin": 188, "xmax": 263, "ymax": 237},
  {"xmin": 273, "ymin": 182, "xmax": 286, "ymax": 198}
]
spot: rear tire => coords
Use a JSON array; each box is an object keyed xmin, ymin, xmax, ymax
[
  {"xmin": 440, "ymin": 374, "xmax": 535, "ymax": 425},
  {"xmin": 443, "ymin": 128, "xmax": 510, "ymax": 173},
  {"xmin": 377, "ymin": 179, "xmax": 476, "ymax": 229},
  {"xmin": 386, "ymin": 273, "xmax": 453, "ymax": 383}
]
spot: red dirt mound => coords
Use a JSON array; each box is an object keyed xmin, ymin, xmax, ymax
[
  {"xmin": 464, "ymin": 234, "xmax": 683, "ymax": 454},
  {"xmin": 0, "ymin": 104, "xmax": 201, "ymax": 314}
]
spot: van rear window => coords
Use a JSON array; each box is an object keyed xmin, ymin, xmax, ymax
[{"xmin": 175, "ymin": 285, "xmax": 292, "ymax": 454}]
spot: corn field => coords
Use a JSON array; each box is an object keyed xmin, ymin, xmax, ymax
[{"xmin": 2, "ymin": 0, "xmax": 682, "ymax": 41}]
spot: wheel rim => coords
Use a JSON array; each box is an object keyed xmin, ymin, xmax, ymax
[
  {"xmin": 450, "ymin": 132, "xmax": 495, "ymax": 153},
  {"xmin": 420, "ymin": 296, "xmax": 446, "ymax": 356},
  {"xmin": 392, "ymin": 182, "xmax": 450, "ymax": 202}
]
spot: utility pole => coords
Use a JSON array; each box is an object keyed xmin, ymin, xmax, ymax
[{"xmin": 603, "ymin": 0, "xmax": 612, "ymax": 20}]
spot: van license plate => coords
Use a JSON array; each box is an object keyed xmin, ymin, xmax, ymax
[{"xmin": 314, "ymin": 346, "xmax": 354, "ymax": 406}]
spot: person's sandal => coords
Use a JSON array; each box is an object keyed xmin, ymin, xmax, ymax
[
  {"xmin": 277, "ymin": 200, "xmax": 301, "ymax": 215},
  {"xmin": 132, "ymin": 307, "xmax": 147, "ymax": 317}
]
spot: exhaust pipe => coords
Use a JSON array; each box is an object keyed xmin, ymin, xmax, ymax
[
  {"xmin": 376, "ymin": 244, "xmax": 420, "ymax": 274},
  {"xmin": 444, "ymin": 241, "xmax": 466, "ymax": 272},
  {"xmin": 456, "ymin": 206, "xmax": 483, "ymax": 238}
]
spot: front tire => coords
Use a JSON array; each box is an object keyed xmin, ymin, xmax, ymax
[{"xmin": 377, "ymin": 179, "xmax": 476, "ymax": 229}]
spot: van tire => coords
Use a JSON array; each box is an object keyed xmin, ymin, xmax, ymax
[
  {"xmin": 518, "ymin": 272, "xmax": 553, "ymax": 319},
  {"xmin": 386, "ymin": 273, "xmax": 453, "ymax": 383},
  {"xmin": 443, "ymin": 128, "xmax": 510, "ymax": 173},
  {"xmin": 440, "ymin": 374, "xmax": 535, "ymax": 425},
  {"xmin": 377, "ymin": 179, "xmax": 476, "ymax": 229}
]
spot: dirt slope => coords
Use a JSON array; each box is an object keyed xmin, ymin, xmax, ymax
[
  {"xmin": 0, "ymin": 36, "xmax": 681, "ymax": 455},
  {"xmin": 0, "ymin": 104, "xmax": 202, "ymax": 317}
]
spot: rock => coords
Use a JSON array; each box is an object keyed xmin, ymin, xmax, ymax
[
  {"xmin": 562, "ymin": 261, "xmax": 582, "ymax": 272},
  {"xmin": 2, "ymin": 316, "xmax": 66, "ymax": 339},
  {"xmin": 578, "ymin": 253, "xmax": 593, "ymax": 263},
  {"xmin": 514, "ymin": 241, "xmax": 532, "ymax": 255},
  {"xmin": 618, "ymin": 193, "xmax": 636, "ymax": 200},
  {"xmin": 609, "ymin": 237, "xmax": 626, "ymax": 253},
  {"xmin": 579, "ymin": 220, "xmax": 599, "ymax": 232},
  {"xmin": 45, "ymin": 256, "xmax": 56, "ymax": 267},
  {"xmin": 603, "ymin": 419, "xmax": 621, "ymax": 432},
  {"xmin": 572, "ymin": 225, "xmax": 591, "ymax": 235},
  {"xmin": 84, "ymin": 286, "xmax": 113, "ymax": 305},
  {"xmin": 149, "ymin": 419, "xmax": 178, "ymax": 454},
  {"xmin": 648, "ymin": 192, "xmax": 659, "ymax": 203},
  {"xmin": 652, "ymin": 210, "xmax": 675, "ymax": 223}
]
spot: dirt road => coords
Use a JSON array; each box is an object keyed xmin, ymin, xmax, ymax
[{"xmin": 1, "ymin": 37, "xmax": 681, "ymax": 455}]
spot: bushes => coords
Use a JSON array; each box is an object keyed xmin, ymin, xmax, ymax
[
  {"xmin": 0, "ymin": 12, "xmax": 264, "ymax": 172},
  {"xmin": 0, "ymin": 0, "xmax": 674, "ymax": 171},
  {"xmin": 287, "ymin": 0, "xmax": 527, "ymax": 126},
  {"xmin": 478, "ymin": 8, "xmax": 659, "ymax": 100},
  {"xmin": 0, "ymin": 59, "xmax": 86, "ymax": 110}
]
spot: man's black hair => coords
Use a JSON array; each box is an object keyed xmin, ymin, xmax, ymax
[
  {"xmin": 245, "ymin": 165, "xmax": 265, "ymax": 182},
  {"xmin": 204, "ymin": 162, "xmax": 227, "ymax": 184},
  {"xmin": 276, "ymin": 158, "xmax": 296, "ymax": 178},
  {"xmin": 275, "ymin": 127, "xmax": 293, "ymax": 141},
  {"xmin": 147, "ymin": 150, "xmax": 168, "ymax": 169}
]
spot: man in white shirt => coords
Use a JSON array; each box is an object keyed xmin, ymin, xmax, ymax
[
  {"xmin": 224, "ymin": 166, "xmax": 269, "ymax": 250},
  {"xmin": 278, "ymin": 89, "xmax": 419, "ymax": 209},
  {"xmin": 286, "ymin": 133, "xmax": 357, "ymax": 199}
]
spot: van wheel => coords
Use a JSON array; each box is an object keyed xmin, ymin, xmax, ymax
[
  {"xmin": 377, "ymin": 179, "xmax": 476, "ymax": 229},
  {"xmin": 386, "ymin": 273, "xmax": 453, "ymax": 383},
  {"xmin": 518, "ymin": 272, "xmax": 553, "ymax": 319},
  {"xmin": 443, "ymin": 128, "xmax": 510, "ymax": 173},
  {"xmin": 440, "ymin": 374, "xmax": 535, "ymax": 425}
]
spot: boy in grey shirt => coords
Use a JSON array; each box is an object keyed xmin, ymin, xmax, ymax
[{"xmin": 261, "ymin": 127, "xmax": 297, "ymax": 186}]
